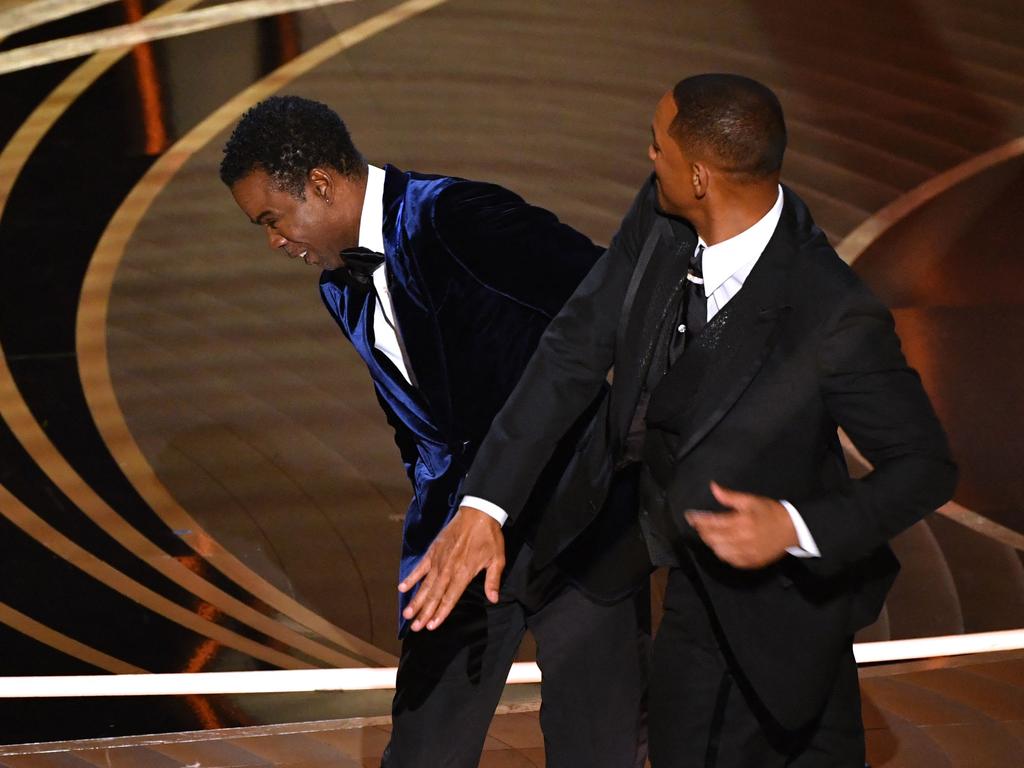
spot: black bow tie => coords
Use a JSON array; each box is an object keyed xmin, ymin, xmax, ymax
[{"xmin": 337, "ymin": 246, "xmax": 386, "ymax": 289}]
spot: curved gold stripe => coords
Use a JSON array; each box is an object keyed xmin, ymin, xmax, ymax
[
  {"xmin": 0, "ymin": 1, "xmax": 195, "ymax": 210},
  {"xmin": 77, "ymin": 0, "xmax": 451, "ymax": 667},
  {"xmin": 0, "ymin": 0, "xmax": 387, "ymax": 670},
  {"xmin": 0, "ymin": 0, "xmax": 117, "ymax": 42},
  {"xmin": 0, "ymin": 601, "xmax": 145, "ymax": 674},
  {"xmin": 0, "ymin": 484, "xmax": 312, "ymax": 669},
  {"xmin": 836, "ymin": 136, "xmax": 1024, "ymax": 266},
  {"xmin": 0, "ymin": 0, "xmax": 360, "ymax": 75}
]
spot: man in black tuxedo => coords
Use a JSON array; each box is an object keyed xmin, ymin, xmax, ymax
[
  {"xmin": 402, "ymin": 75, "xmax": 957, "ymax": 766},
  {"xmin": 221, "ymin": 96, "xmax": 648, "ymax": 768}
]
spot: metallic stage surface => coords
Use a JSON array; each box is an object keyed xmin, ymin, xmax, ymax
[{"xmin": 0, "ymin": 0, "xmax": 1023, "ymax": 762}]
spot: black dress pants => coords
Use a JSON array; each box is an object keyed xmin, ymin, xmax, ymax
[
  {"xmin": 381, "ymin": 545, "xmax": 649, "ymax": 768},
  {"xmin": 649, "ymin": 565, "xmax": 864, "ymax": 768}
]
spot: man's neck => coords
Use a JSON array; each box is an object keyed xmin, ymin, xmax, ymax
[
  {"xmin": 348, "ymin": 170, "xmax": 371, "ymax": 245},
  {"xmin": 695, "ymin": 181, "xmax": 780, "ymax": 246}
]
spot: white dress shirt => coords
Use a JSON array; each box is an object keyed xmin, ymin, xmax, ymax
[
  {"xmin": 463, "ymin": 186, "xmax": 820, "ymax": 557},
  {"xmin": 359, "ymin": 164, "xmax": 412, "ymax": 384}
]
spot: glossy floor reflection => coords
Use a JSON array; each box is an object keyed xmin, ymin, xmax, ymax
[
  {"xmin": 2, "ymin": 654, "xmax": 1023, "ymax": 767},
  {"xmin": 0, "ymin": 0, "xmax": 1022, "ymax": 751}
]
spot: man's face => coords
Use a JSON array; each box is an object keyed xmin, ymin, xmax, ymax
[
  {"xmin": 648, "ymin": 90, "xmax": 695, "ymax": 218},
  {"xmin": 230, "ymin": 168, "xmax": 353, "ymax": 270}
]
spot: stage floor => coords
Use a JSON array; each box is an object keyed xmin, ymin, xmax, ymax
[{"xmin": 3, "ymin": 654, "xmax": 1024, "ymax": 767}]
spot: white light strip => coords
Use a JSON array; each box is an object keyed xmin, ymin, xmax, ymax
[
  {"xmin": 0, "ymin": 663, "xmax": 537, "ymax": 698},
  {"xmin": 852, "ymin": 629, "xmax": 1024, "ymax": 664},
  {"xmin": 1, "ymin": 630, "xmax": 1022, "ymax": 698}
]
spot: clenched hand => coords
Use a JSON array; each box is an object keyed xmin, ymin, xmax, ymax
[{"xmin": 684, "ymin": 482, "xmax": 799, "ymax": 569}]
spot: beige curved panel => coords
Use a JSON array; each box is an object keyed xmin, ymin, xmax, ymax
[
  {"xmin": 0, "ymin": 0, "xmax": 390, "ymax": 670},
  {"xmin": 0, "ymin": 484, "xmax": 311, "ymax": 669},
  {"xmin": 0, "ymin": 600, "xmax": 146, "ymax": 674}
]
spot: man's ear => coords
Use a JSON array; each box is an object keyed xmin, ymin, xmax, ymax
[
  {"xmin": 691, "ymin": 161, "xmax": 709, "ymax": 199},
  {"xmin": 309, "ymin": 167, "xmax": 333, "ymax": 204}
]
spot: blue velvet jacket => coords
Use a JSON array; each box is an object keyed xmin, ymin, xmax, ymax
[{"xmin": 319, "ymin": 165, "xmax": 603, "ymax": 633}]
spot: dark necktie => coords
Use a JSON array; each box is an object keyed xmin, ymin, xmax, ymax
[
  {"xmin": 667, "ymin": 244, "xmax": 706, "ymax": 366},
  {"xmin": 337, "ymin": 246, "xmax": 386, "ymax": 289}
]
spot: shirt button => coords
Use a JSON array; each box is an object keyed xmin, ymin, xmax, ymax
[{"xmin": 677, "ymin": 324, "xmax": 686, "ymax": 333}]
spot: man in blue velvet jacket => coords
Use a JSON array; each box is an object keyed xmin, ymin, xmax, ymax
[{"xmin": 221, "ymin": 96, "xmax": 648, "ymax": 768}]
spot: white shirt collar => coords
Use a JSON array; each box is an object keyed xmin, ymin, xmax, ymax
[
  {"xmin": 699, "ymin": 185, "xmax": 783, "ymax": 296},
  {"xmin": 358, "ymin": 164, "xmax": 386, "ymax": 254}
]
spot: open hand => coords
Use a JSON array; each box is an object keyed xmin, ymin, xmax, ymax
[
  {"xmin": 684, "ymin": 482, "xmax": 798, "ymax": 569},
  {"xmin": 398, "ymin": 506, "xmax": 505, "ymax": 631}
]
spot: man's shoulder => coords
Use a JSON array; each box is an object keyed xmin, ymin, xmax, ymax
[
  {"xmin": 774, "ymin": 188, "xmax": 883, "ymax": 320},
  {"xmin": 391, "ymin": 167, "xmax": 525, "ymax": 228},
  {"xmin": 397, "ymin": 166, "xmax": 515, "ymax": 201}
]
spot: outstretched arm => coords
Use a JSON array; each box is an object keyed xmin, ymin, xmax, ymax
[{"xmin": 400, "ymin": 180, "xmax": 658, "ymax": 630}]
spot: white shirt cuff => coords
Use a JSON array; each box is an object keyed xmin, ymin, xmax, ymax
[
  {"xmin": 460, "ymin": 495, "xmax": 508, "ymax": 527},
  {"xmin": 780, "ymin": 499, "xmax": 820, "ymax": 558}
]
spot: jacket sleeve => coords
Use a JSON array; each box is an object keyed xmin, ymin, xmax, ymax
[
  {"xmin": 796, "ymin": 282, "xmax": 957, "ymax": 574},
  {"xmin": 461, "ymin": 180, "xmax": 656, "ymax": 524},
  {"xmin": 430, "ymin": 180, "xmax": 605, "ymax": 317}
]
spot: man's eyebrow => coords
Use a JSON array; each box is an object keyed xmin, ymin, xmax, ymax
[{"xmin": 252, "ymin": 210, "xmax": 273, "ymax": 225}]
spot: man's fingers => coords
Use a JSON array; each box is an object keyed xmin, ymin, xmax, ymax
[
  {"xmin": 409, "ymin": 571, "xmax": 452, "ymax": 631},
  {"xmin": 426, "ymin": 569, "xmax": 476, "ymax": 630},
  {"xmin": 398, "ymin": 556, "xmax": 431, "ymax": 594},
  {"xmin": 402, "ymin": 567, "xmax": 438, "ymax": 620},
  {"xmin": 483, "ymin": 558, "xmax": 505, "ymax": 604},
  {"xmin": 686, "ymin": 510, "xmax": 740, "ymax": 533},
  {"xmin": 710, "ymin": 481, "xmax": 750, "ymax": 509}
]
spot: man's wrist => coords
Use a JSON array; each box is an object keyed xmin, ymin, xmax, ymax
[
  {"xmin": 460, "ymin": 495, "xmax": 508, "ymax": 526},
  {"xmin": 780, "ymin": 499, "xmax": 821, "ymax": 558}
]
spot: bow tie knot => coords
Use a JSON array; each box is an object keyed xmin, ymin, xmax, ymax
[{"xmin": 338, "ymin": 246, "xmax": 386, "ymax": 288}]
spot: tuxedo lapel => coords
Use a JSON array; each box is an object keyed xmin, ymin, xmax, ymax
[
  {"xmin": 610, "ymin": 216, "xmax": 697, "ymax": 437},
  {"xmin": 645, "ymin": 202, "xmax": 799, "ymax": 461},
  {"xmin": 379, "ymin": 165, "xmax": 456, "ymax": 437}
]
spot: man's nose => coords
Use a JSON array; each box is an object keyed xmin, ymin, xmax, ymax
[
  {"xmin": 647, "ymin": 143, "xmax": 657, "ymax": 162},
  {"xmin": 266, "ymin": 228, "xmax": 287, "ymax": 249}
]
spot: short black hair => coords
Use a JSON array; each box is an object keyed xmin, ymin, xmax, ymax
[
  {"xmin": 219, "ymin": 95, "xmax": 366, "ymax": 197},
  {"xmin": 670, "ymin": 74, "xmax": 786, "ymax": 179}
]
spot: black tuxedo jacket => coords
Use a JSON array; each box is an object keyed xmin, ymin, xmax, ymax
[{"xmin": 463, "ymin": 176, "xmax": 957, "ymax": 728}]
